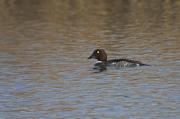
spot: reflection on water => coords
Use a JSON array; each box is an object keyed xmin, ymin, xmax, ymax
[{"xmin": 0, "ymin": 0, "xmax": 179, "ymax": 118}]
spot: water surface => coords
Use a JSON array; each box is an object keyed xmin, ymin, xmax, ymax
[{"xmin": 0, "ymin": 0, "xmax": 180, "ymax": 119}]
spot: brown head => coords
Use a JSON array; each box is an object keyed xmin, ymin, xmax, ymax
[{"xmin": 88, "ymin": 49, "xmax": 107, "ymax": 62}]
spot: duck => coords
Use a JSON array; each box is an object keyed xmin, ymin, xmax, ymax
[{"xmin": 88, "ymin": 49, "xmax": 149, "ymax": 70}]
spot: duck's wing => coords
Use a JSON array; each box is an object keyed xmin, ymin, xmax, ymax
[{"xmin": 107, "ymin": 59, "xmax": 150, "ymax": 67}]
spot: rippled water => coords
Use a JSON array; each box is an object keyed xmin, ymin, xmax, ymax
[{"xmin": 0, "ymin": 0, "xmax": 180, "ymax": 119}]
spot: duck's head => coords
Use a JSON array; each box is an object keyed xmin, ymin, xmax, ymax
[{"xmin": 88, "ymin": 49, "xmax": 107, "ymax": 62}]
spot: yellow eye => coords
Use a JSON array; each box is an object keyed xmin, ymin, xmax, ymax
[{"xmin": 97, "ymin": 50, "xmax": 100, "ymax": 54}]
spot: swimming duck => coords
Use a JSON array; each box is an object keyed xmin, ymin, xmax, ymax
[{"xmin": 88, "ymin": 49, "xmax": 149, "ymax": 70}]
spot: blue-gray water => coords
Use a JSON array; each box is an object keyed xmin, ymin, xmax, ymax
[{"xmin": 0, "ymin": 0, "xmax": 180, "ymax": 119}]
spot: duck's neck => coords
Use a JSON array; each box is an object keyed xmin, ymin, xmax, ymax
[{"xmin": 98, "ymin": 60, "xmax": 107, "ymax": 62}]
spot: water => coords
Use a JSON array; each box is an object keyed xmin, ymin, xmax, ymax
[{"xmin": 0, "ymin": 0, "xmax": 180, "ymax": 119}]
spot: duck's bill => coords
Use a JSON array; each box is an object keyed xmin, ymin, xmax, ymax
[{"xmin": 88, "ymin": 54, "xmax": 94, "ymax": 59}]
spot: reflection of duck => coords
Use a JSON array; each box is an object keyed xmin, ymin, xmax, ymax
[{"xmin": 88, "ymin": 49, "xmax": 150, "ymax": 70}]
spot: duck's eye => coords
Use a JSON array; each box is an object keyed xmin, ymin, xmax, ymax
[{"xmin": 96, "ymin": 50, "xmax": 100, "ymax": 54}]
